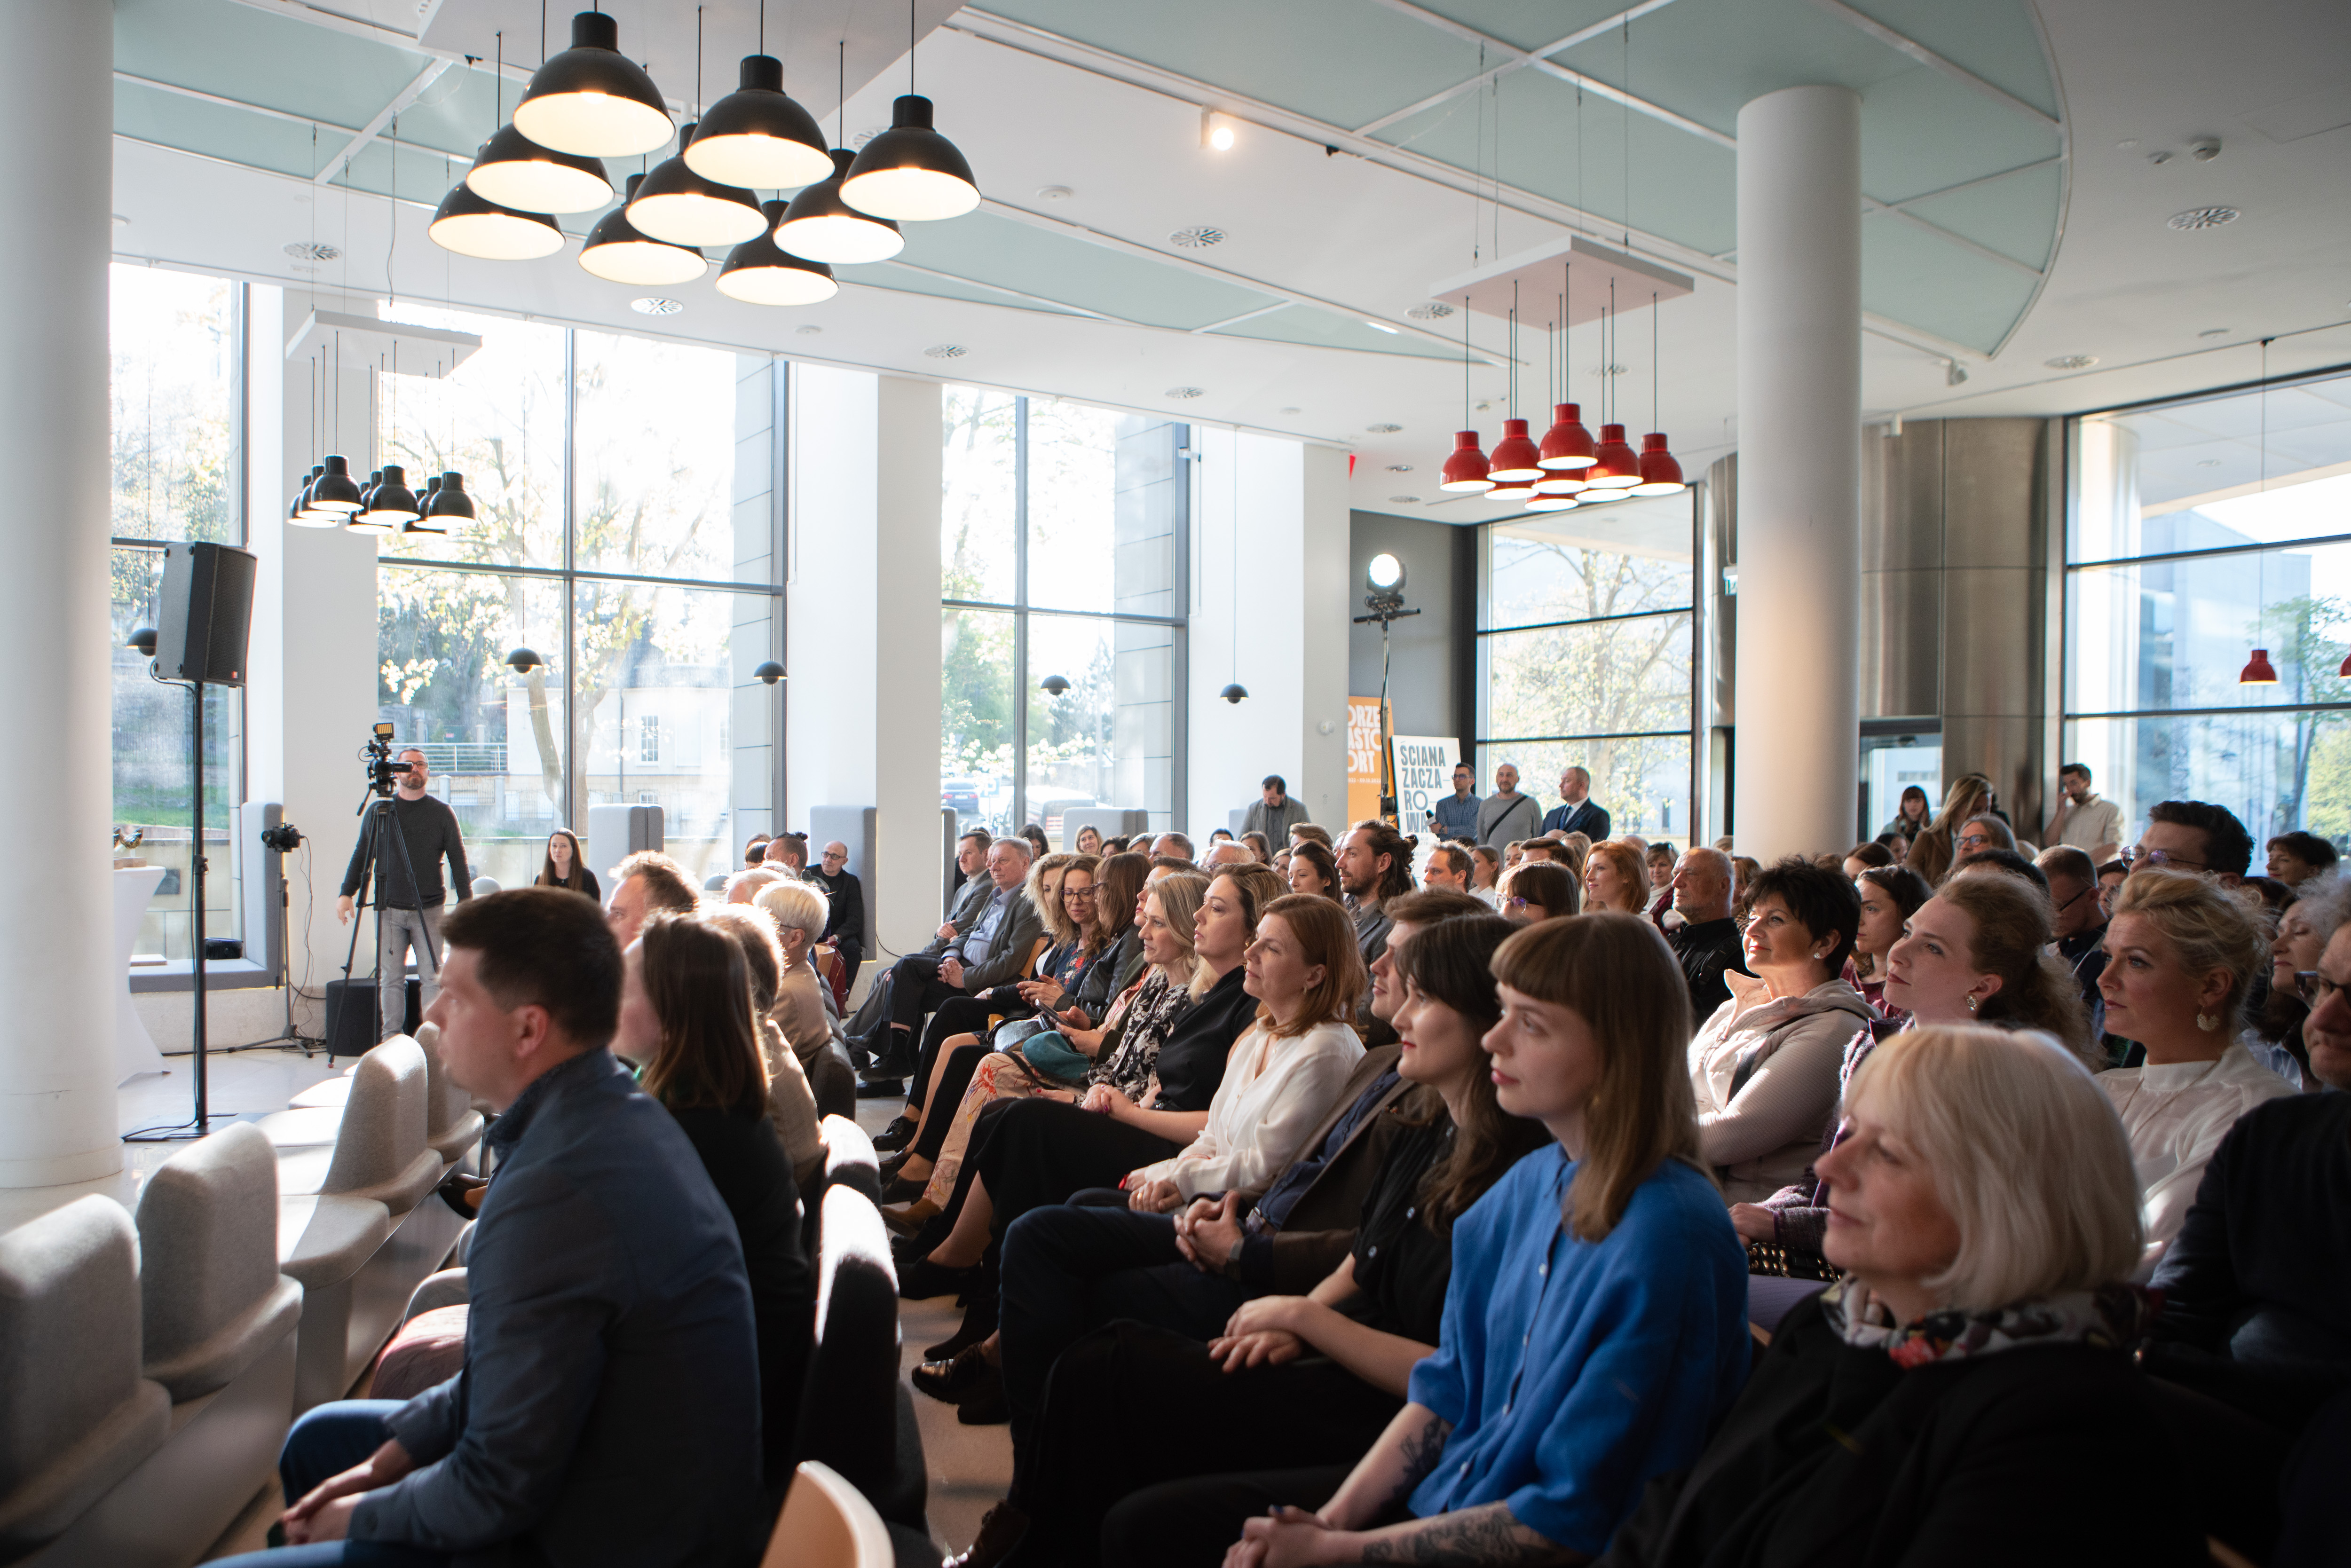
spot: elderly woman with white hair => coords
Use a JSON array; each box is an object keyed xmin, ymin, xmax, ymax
[
  {"xmin": 755, "ymin": 876, "xmax": 844, "ymax": 1108},
  {"xmin": 1599, "ymin": 1025, "xmax": 2204, "ymax": 1567}
]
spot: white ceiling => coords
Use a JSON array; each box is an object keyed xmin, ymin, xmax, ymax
[{"xmin": 108, "ymin": 0, "xmax": 2351, "ymax": 528}]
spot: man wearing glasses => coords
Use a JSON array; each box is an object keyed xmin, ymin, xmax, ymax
[
  {"xmin": 2127, "ymin": 800, "xmax": 2256, "ymax": 888},
  {"xmin": 1954, "ymin": 814, "xmax": 2018, "ymax": 867},
  {"xmin": 812, "ymin": 840, "xmax": 867, "ymax": 1009},
  {"xmin": 2036, "ymin": 844, "xmax": 2109, "ymax": 1038}
]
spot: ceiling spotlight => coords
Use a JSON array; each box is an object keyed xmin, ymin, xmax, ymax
[
  {"xmin": 1946, "ymin": 362, "xmax": 1969, "ymax": 387},
  {"xmin": 1384, "ymin": 464, "xmax": 1413, "ymax": 473},
  {"xmin": 1366, "ymin": 552, "xmax": 1404, "ymax": 592},
  {"xmin": 1406, "ymin": 303, "xmax": 1453, "ymax": 320},
  {"xmin": 581, "ymin": 173, "xmax": 708, "ymax": 285},
  {"xmin": 1365, "ymin": 423, "xmax": 1403, "ymax": 434},
  {"xmin": 428, "ymin": 181, "xmax": 565, "ymax": 260},
  {"xmin": 717, "ymin": 200, "xmax": 838, "ymax": 305},
  {"xmin": 2168, "ymin": 206, "xmax": 2240, "ymax": 230},
  {"xmin": 628, "ymin": 124, "xmax": 767, "ymax": 247},
  {"xmin": 925, "ymin": 344, "xmax": 969, "ymax": 359},
  {"xmin": 1037, "ymin": 185, "xmax": 1073, "ymax": 201},
  {"xmin": 1201, "ymin": 109, "xmax": 1237, "ymax": 152},
  {"xmin": 464, "ymin": 123, "xmax": 614, "ymax": 213},
  {"xmin": 631, "ymin": 297, "xmax": 685, "ymax": 315},
  {"xmin": 514, "ymin": 11, "xmax": 673, "ymax": 158},
  {"xmin": 776, "ymin": 148, "xmax": 905, "ymax": 263},
  {"xmin": 796, "ymin": 324, "xmax": 823, "ymax": 335},
  {"xmin": 841, "ymin": 93, "xmax": 981, "ymax": 221},
  {"xmin": 686, "ymin": 55, "xmax": 831, "ymax": 189}
]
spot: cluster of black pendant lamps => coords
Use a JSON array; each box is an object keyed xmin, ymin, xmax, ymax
[
  {"xmin": 288, "ymin": 456, "xmax": 477, "ymax": 534},
  {"xmin": 426, "ymin": 4, "xmax": 979, "ymax": 309}
]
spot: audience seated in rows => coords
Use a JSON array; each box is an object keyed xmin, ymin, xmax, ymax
[
  {"xmin": 2252, "ymin": 872, "xmax": 2347, "ymax": 1087},
  {"xmin": 1284, "ymin": 837, "xmax": 1339, "ymax": 900},
  {"xmin": 1582, "ymin": 839, "xmax": 1649, "ymax": 914},
  {"xmin": 856, "ymin": 836, "xmax": 1043, "ymax": 1092},
  {"xmin": 604, "ymin": 848, "xmax": 699, "ymax": 946},
  {"xmin": 751, "ymin": 878, "xmax": 847, "ymax": 1112}
]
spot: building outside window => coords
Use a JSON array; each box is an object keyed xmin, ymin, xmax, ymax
[
  {"xmin": 375, "ymin": 303, "xmax": 780, "ymax": 890},
  {"xmin": 2067, "ymin": 370, "xmax": 2351, "ymax": 847},
  {"xmin": 1475, "ymin": 493, "xmax": 1699, "ymax": 844},
  {"xmin": 939, "ymin": 388, "xmax": 1184, "ymax": 845},
  {"xmin": 110, "ymin": 264, "xmax": 244, "ymax": 961}
]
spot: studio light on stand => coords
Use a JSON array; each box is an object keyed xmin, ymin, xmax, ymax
[{"xmin": 1353, "ymin": 552, "xmax": 1420, "ymax": 822}]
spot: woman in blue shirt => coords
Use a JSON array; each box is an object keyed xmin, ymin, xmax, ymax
[{"xmin": 1103, "ymin": 912, "xmax": 1751, "ymax": 1567}]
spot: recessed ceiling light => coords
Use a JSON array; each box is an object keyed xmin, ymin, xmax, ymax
[
  {"xmin": 1365, "ymin": 423, "xmax": 1403, "ymax": 433},
  {"xmin": 631, "ymin": 296, "xmax": 684, "ymax": 315},
  {"xmin": 924, "ymin": 343, "xmax": 968, "ymax": 358},
  {"xmin": 2045, "ymin": 354, "xmax": 2099, "ymax": 370},
  {"xmin": 1170, "ymin": 226, "xmax": 1226, "ymax": 248},
  {"xmin": 1389, "ymin": 495, "xmax": 1420, "ymax": 503},
  {"xmin": 1385, "ymin": 464, "xmax": 1413, "ymax": 473},
  {"xmin": 2197, "ymin": 458, "xmax": 2222, "ymax": 467},
  {"xmin": 2168, "ymin": 206, "xmax": 2239, "ymax": 230},
  {"xmin": 1036, "ymin": 185, "xmax": 1073, "ymax": 201},
  {"xmin": 2198, "ymin": 328, "xmax": 2231, "ymax": 339},
  {"xmin": 1589, "ymin": 363, "xmax": 1627, "ymax": 378},
  {"xmin": 285, "ymin": 241, "xmax": 340, "ymax": 261},
  {"xmin": 796, "ymin": 324, "xmax": 823, "ymax": 335},
  {"xmin": 1406, "ymin": 303, "xmax": 1453, "ymax": 320},
  {"xmin": 1363, "ymin": 320, "xmax": 1399, "ymax": 334},
  {"xmin": 1166, "ymin": 386, "xmax": 1206, "ymax": 399}
]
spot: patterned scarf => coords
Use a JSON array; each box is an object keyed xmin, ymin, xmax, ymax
[{"xmin": 1821, "ymin": 1278, "xmax": 2149, "ymax": 1369}]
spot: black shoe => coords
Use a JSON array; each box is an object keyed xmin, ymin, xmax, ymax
[
  {"xmin": 957, "ymin": 1377, "xmax": 1009, "ymax": 1424},
  {"xmin": 910, "ymin": 1344, "xmax": 995, "ymax": 1403},
  {"xmin": 873, "ymin": 1115, "xmax": 919, "ymax": 1153},
  {"xmin": 880, "ymin": 1174, "xmax": 928, "ymax": 1204},
  {"xmin": 923, "ymin": 1313, "xmax": 988, "ymax": 1363},
  {"xmin": 898, "ymin": 1255, "xmax": 978, "ymax": 1301},
  {"xmin": 856, "ymin": 1077, "xmax": 906, "ymax": 1100}
]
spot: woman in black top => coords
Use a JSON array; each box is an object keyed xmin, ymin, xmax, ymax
[
  {"xmin": 615, "ymin": 910, "xmax": 814, "ymax": 1487},
  {"xmin": 1598, "ymin": 1025, "xmax": 2204, "ymax": 1568},
  {"xmin": 536, "ymin": 827, "xmax": 600, "ymax": 900},
  {"xmin": 976, "ymin": 917, "xmax": 1544, "ymax": 1568}
]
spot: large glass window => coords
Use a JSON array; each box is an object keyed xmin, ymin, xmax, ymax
[
  {"xmin": 2067, "ymin": 374, "xmax": 2351, "ymax": 846},
  {"xmin": 1476, "ymin": 494, "xmax": 1699, "ymax": 844},
  {"xmin": 377, "ymin": 308, "xmax": 780, "ymax": 890},
  {"xmin": 940, "ymin": 390, "xmax": 1183, "ymax": 844},
  {"xmin": 110, "ymin": 265, "xmax": 244, "ymax": 961}
]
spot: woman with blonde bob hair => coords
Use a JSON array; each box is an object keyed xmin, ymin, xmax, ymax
[
  {"xmin": 1600, "ymin": 1026, "xmax": 2201, "ymax": 1567},
  {"xmin": 1198, "ymin": 913, "xmax": 1751, "ymax": 1568}
]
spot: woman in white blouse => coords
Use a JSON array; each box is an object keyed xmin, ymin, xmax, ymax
[
  {"xmin": 1123, "ymin": 893, "xmax": 1369, "ymax": 1212},
  {"xmin": 2097, "ymin": 867, "xmax": 2291, "ymax": 1273}
]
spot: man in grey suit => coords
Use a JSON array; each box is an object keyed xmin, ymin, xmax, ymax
[{"xmin": 856, "ymin": 836, "xmax": 1043, "ymax": 1094}]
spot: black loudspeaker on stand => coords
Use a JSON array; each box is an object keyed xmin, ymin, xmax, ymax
[{"xmin": 128, "ymin": 542, "xmax": 257, "ymax": 1142}]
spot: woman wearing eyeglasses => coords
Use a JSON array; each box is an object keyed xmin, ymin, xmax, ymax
[
  {"xmin": 1497, "ymin": 859, "xmax": 1578, "ymax": 924},
  {"xmin": 2253, "ymin": 876, "xmax": 2348, "ymax": 1088},
  {"xmin": 2097, "ymin": 868, "xmax": 2294, "ymax": 1275}
]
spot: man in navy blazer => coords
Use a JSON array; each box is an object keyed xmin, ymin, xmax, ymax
[{"xmin": 1539, "ymin": 766, "xmax": 1611, "ymax": 841}]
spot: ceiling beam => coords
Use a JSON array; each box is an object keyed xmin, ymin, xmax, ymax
[
  {"xmin": 1351, "ymin": 0, "xmax": 1686, "ymax": 138},
  {"xmin": 1191, "ymin": 302, "xmax": 1294, "ymax": 334},
  {"xmin": 867, "ymin": 260, "xmax": 1121, "ymax": 323},
  {"xmin": 1358, "ymin": 0, "xmax": 1736, "ymax": 150},
  {"xmin": 1806, "ymin": 0, "xmax": 2060, "ymax": 131},
  {"xmin": 316, "ymin": 61, "xmax": 454, "ymax": 186}
]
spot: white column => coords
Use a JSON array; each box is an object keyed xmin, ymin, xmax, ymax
[
  {"xmin": 0, "ymin": 0, "xmax": 118, "ymax": 1185},
  {"xmin": 1733, "ymin": 85, "xmax": 1862, "ymax": 860}
]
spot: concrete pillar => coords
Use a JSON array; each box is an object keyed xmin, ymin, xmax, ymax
[
  {"xmin": 0, "ymin": 0, "xmax": 117, "ymax": 1185},
  {"xmin": 1733, "ymin": 85, "xmax": 1862, "ymax": 860}
]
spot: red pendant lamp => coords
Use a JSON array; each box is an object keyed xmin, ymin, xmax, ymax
[
  {"xmin": 1587, "ymin": 424, "xmax": 1641, "ymax": 488},
  {"xmin": 1632, "ymin": 433, "xmax": 1687, "ymax": 496},
  {"xmin": 1539, "ymin": 403, "xmax": 1597, "ymax": 473},
  {"xmin": 1488, "ymin": 418, "xmax": 1542, "ymax": 482},
  {"xmin": 2240, "ymin": 648, "xmax": 2280, "ymax": 685},
  {"xmin": 1438, "ymin": 304, "xmax": 1493, "ymax": 493}
]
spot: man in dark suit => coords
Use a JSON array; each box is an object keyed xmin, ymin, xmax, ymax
[
  {"xmin": 855, "ymin": 836, "xmax": 1043, "ymax": 1094},
  {"xmin": 812, "ymin": 839, "xmax": 867, "ymax": 1008},
  {"xmin": 1538, "ymin": 765, "xmax": 1611, "ymax": 841}
]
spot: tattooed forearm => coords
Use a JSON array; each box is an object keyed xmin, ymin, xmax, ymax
[
  {"xmin": 1358, "ymin": 1503, "xmax": 1579, "ymax": 1565},
  {"xmin": 1370, "ymin": 1412, "xmax": 1454, "ymax": 1517}
]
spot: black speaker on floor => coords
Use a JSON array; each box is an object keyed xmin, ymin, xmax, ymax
[
  {"xmin": 323, "ymin": 976, "xmax": 425, "ymax": 1058},
  {"xmin": 155, "ymin": 541, "xmax": 258, "ymax": 687}
]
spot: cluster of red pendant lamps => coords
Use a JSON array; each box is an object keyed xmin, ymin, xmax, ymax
[{"xmin": 1439, "ymin": 272, "xmax": 1684, "ymax": 507}]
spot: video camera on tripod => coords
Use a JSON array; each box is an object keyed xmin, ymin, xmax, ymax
[{"xmin": 362, "ymin": 721, "xmax": 419, "ymax": 798}]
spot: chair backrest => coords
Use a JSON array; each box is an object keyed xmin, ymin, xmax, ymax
[
  {"xmin": 761, "ymin": 1461, "xmax": 891, "ymax": 1568},
  {"xmin": 0, "ymin": 1198, "xmax": 159, "ymax": 1494},
  {"xmin": 413, "ymin": 1023, "xmax": 466, "ymax": 1140},
  {"xmin": 471, "ymin": 876, "xmax": 501, "ymax": 898},
  {"xmin": 790, "ymin": 1187, "xmax": 899, "ymax": 1498},
  {"xmin": 323, "ymin": 1036, "xmax": 431, "ymax": 1199},
  {"xmin": 818, "ymin": 1114, "xmax": 880, "ymax": 1206},
  {"xmin": 136, "ymin": 1123, "xmax": 289, "ymax": 1400}
]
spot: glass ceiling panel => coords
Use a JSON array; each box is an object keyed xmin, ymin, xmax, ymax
[
  {"xmin": 891, "ymin": 211, "xmax": 1277, "ymax": 331},
  {"xmin": 1838, "ymin": 0, "xmax": 2059, "ymax": 119},
  {"xmin": 978, "ymin": 0, "xmax": 1485, "ymax": 130},
  {"xmin": 1551, "ymin": 0, "xmax": 1911, "ymax": 137},
  {"xmin": 1856, "ymin": 67, "xmax": 2061, "ymax": 205},
  {"xmin": 1859, "ymin": 213, "xmax": 2040, "ymax": 354},
  {"xmin": 842, "ymin": 263, "xmax": 1095, "ymax": 316},
  {"xmin": 385, "ymin": 66, "xmax": 509, "ymax": 160},
  {"xmin": 1402, "ymin": 0, "xmax": 1648, "ymax": 56},
  {"xmin": 115, "ymin": 0, "xmax": 431, "ymax": 134},
  {"xmin": 115, "ymin": 80, "xmax": 327, "ymax": 181},
  {"xmin": 1900, "ymin": 160, "xmax": 2061, "ymax": 272},
  {"xmin": 1210, "ymin": 304, "xmax": 1460, "ymax": 360}
]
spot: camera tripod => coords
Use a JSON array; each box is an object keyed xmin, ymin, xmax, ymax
[{"xmin": 336, "ymin": 784, "xmax": 442, "ymax": 1061}]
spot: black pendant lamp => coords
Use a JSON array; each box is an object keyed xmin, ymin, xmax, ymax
[
  {"xmin": 582, "ymin": 172, "xmax": 709, "ymax": 284},
  {"xmin": 718, "ymin": 200, "xmax": 837, "ymax": 305},
  {"xmin": 777, "ymin": 147, "xmax": 902, "ymax": 262},
  {"xmin": 688, "ymin": 55, "xmax": 830, "ymax": 189},
  {"xmin": 355, "ymin": 465, "xmax": 422, "ymax": 532},
  {"xmin": 406, "ymin": 475, "xmax": 446, "ymax": 534},
  {"xmin": 465, "ymin": 122, "xmax": 614, "ymax": 213},
  {"xmin": 628, "ymin": 123, "xmax": 766, "ymax": 247},
  {"xmin": 840, "ymin": 2, "xmax": 978, "ymax": 221},
  {"xmin": 292, "ymin": 464, "xmax": 337, "ymax": 527},
  {"xmin": 309, "ymin": 455, "xmax": 364, "ymax": 515},
  {"xmin": 426, "ymin": 472, "xmax": 477, "ymax": 528},
  {"xmin": 429, "ymin": 180, "xmax": 565, "ymax": 260},
  {"xmin": 514, "ymin": 11, "xmax": 673, "ymax": 158}
]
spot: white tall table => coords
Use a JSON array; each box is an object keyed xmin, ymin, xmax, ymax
[{"xmin": 114, "ymin": 864, "xmax": 167, "ymax": 1083}]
